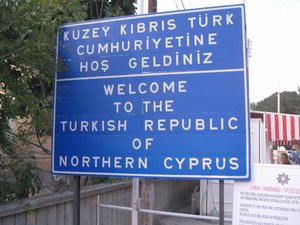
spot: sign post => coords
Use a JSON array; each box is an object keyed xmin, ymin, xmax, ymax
[
  {"xmin": 73, "ymin": 176, "xmax": 80, "ymax": 225},
  {"xmin": 53, "ymin": 5, "xmax": 250, "ymax": 224},
  {"xmin": 219, "ymin": 180, "xmax": 225, "ymax": 225}
]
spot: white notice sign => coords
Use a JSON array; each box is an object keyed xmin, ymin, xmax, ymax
[{"xmin": 233, "ymin": 164, "xmax": 300, "ymax": 225}]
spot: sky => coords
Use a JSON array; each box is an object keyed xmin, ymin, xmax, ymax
[{"xmin": 136, "ymin": 0, "xmax": 300, "ymax": 103}]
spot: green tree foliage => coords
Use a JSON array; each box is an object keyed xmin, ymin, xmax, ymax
[
  {"xmin": 80, "ymin": 0, "xmax": 136, "ymax": 19},
  {"xmin": 0, "ymin": 157, "xmax": 41, "ymax": 202},
  {"xmin": 0, "ymin": 0, "xmax": 86, "ymax": 202},
  {"xmin": 251, "ymin": 90, "xmax": 300, "ymax": 114},
  {"xmin": 0, "ymin": 0, "xmax": 136, "ymax": 202}
]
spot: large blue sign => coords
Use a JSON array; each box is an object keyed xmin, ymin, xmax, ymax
[{"xmin": 52, "ymin": 5, "xmax": 251, "ymax": 179}]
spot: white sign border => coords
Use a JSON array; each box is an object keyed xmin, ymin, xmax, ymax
[{"xmin": 52, "ymin": 4, "xmax": 250, "ymax": 180}]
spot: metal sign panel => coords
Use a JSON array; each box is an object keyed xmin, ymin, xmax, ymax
[
  {"xmin": 233, "ymin": 164, "xmax": 300, "ymax": 224},
  {"xmin": 52, "ymin": 4, "xmax": 250, "ymax": 179}
]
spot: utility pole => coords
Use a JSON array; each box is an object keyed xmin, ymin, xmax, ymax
[
  {"xmin": 277, "ymin": 91, "xmax": 280, "ymax": 114},
  {"xmin": 148, "ymin": 0, "xmax": 157, "ymax": 12},
  {"xmin": 139, "ymin": 3, "xmax": 157, "ymax": 224}
]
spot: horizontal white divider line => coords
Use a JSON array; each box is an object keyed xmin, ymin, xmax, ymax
[{"xmin": 56, "ymin": 68, "xmax": 245, "ymax": 82}]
